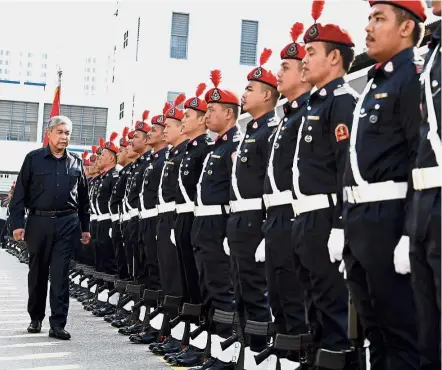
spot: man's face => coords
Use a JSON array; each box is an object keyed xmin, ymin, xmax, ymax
[
  {"xmin": 302, "ymin": 42, "xmax": 331, "ymax": 86},
  {"xmin": 182, "ymin": 109, "xmax": 205, "ymax": 136},
  {"xmin": 147, "ymin": 124, "xmax": 165, "ymax": 146},
  {"xmin": 47, "ymin": 123, "xmax": 71, "ymax": 150},
  {"xmin": 277, "ymin": 59, "xmax": 304, "ymax": 97},
  {"xmin": 131, "ymin": 130, "xmax": 148, "ymax": 153},
  {"xmin": 205, "ymin": 103, "xmax": 228, "ymax": 134},
  {"xmin": 117, "ymin": 146, "xmax": 128, "ymax": 164},
  {"xmin": 242, "ymin": 81, "xmax": 267, "ymax": 113},
  {"xmin": 365, "ymin": 4, "xmax": 409, "ymax": 62},
  {"xmin": 164, "ymin": 118, "xmax": 182, "ymax": 145},
  {"xmin": 126, "ymin": 143, "xmax": 137, "ymax": 159},
  {"xmin": 432, "ymin": 0, "xmax": 441, "ymax": 16},
  {"xmin": 98, "ymin": 149, "xmax": 114, "ymax": 170}
]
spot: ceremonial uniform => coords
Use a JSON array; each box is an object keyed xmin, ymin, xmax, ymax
[
  {"xmin": 342, "ymin": 3, "xmax": 425, "ymax": 367},
  {"xmin": 89, "ymin": 173, "xmax": 101, "ymax": 271},
  {"xmin": 410, "ymin": 22, "xmax": 441, "ymax": 370}
]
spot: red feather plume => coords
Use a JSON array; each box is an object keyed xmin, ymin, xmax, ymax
[
  {"xmin": 91, "ymin": 145, "xmax": 97, "ymax": 154},
  {"xmin": 312, "ymin": 0, "xmax": 325, "ymax": 21},
  {"xmin": 195, "ymin": 83, "xmax": 206, "ymax": 98},
  {"xmin": 142, "ymin": 110, "xmax": 149, "ymax": 121},
  {"xmin": 259, "ymin": 48, "xmax": 272, "ymax": 66},
  {"xmin": 163, "ymin": 102, "xmax": 172, "ymax": 115},
  {"xmin": 109, "ymin": 131, "xmax": 118, "ymax": 142},
  {"xmin": 290, "ymin": 22, "xmax": 305, "ymax": 42},
  {"xmin": 173, "ymin": 93, "xmax": 186, "ymax": 108},
  {"xmin": 210, "ymin": 70, "xmax": 221, "ymax": 88},
  {"xmin": 99, "ymin": 138, "xmax": 105, "ymax": 148},
  {"xmin": 122, "ymin": 127, "xmax": 129, "ymax": 138},
  {"xmin": 81, "ymin": 150, "xmax": 89, "ymax": 159}
]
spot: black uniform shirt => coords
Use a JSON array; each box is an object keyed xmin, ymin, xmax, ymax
[
  {"xmin": 197, "ymin": 125, "xmax": 241, "ymax": 206},
  {"xmin": 158, "ymin": 139, "xmax": 189, "ymax": 204},
  {"xmin": 416, "ymin": 27, "xmax": 441, "ymax": 169},
  {"xmin": 141, "ymin": 147, "xmax": 167, "ymax": 210},
  {"xmin": 96, "ymin": 166, "xmax": 119, "ymax": 215},
  {"xmin": 231, "ymin": 111, "xmax": 277, "ymax": 201},
  {"xmin": 127, "ymin": 152, "xmax": 151, "ymax": 210},
  {"xmin": 176, "ymin": 134, "xmax": 212, "ymax": 205},
  {"xmin": 9, "ymin": 146, "xmax": 90, "ymax": 231},
  {"xmin": 89, "ymin": 176, "xmax": 100, "ymax": 215},
  {"xmin": 109, "ymin": 163, "xmax": 132, "ymax": 216},
  {"xmin": 264, "ymin": 93, "xmax": 310, "ymax": 195}
]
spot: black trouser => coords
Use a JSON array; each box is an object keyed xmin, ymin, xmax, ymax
[
  {"xmin": 227, "ymin": 210, "xmax": 271, "ymax": 351},
  {"xmin": 292, "ymin": 206, "xmax": 349, "ymax": 351},
  {"xmin": 89, "ymin": 220, "xmax": 98, "ymax": 269},
  {"xmin": 25, "ymin": 213, "xmax": 80, "ymax": 328},
  {"xmin": 73, "ymin": 219, "xmax": 87, "ymax": 264},
  {"xmin": 112, "ymin": 220, "xmax": 129, "ymax": 280},
  {"xmin": 0, "ymin": 218, "xmax": 7, "ymax": 247},
  {"xmin": 126, "ymin": 217, "xmax": 140, "ymax": 281},
  {"xmin": 139, "ymin": 216, "xmax": 161, "ymax": 290},
  {"xmin": 410, "ymin": 188, "xmax": 441, "ymax": 370},
  {"xmin": 121, "ymin": 220, "xmax": 133, "ymax": 278},
  {"xmin": 344, "ymin": 200, "xmax": 419, "ymax": 370},
  {"xmin": 175, "ymin": 212, "xmax": 203, "ymax": 305},
  {"xmin": 263, "ymin": 205, "xmax": 308, "ymax": 338},
  {"xmin": 157, "ymin": 212, "xmax": 182, "ymax": 298},
  {"xmin": 96, "ymin": 219, "xmax": 116, "ymax": 274},
  {"xmin": 191, "ymin": 214, "xmax": 235, "ymax": 338}
]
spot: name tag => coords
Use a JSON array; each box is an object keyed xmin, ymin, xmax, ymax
[
  {"xmin": 211, "ymin": 154, "xmax": 221, "ymax": 159},
  {"xmin": 245, "ymin": 139, "xmax": 255, "ymax": 143},
  {"xmin": 307, "ymin": 115, "xmax": 320, "ymax": 121},
  {"xmin": 375, "ymin": 93, "xmax": 388, "ymax": 99},
  {"xmin": 165, "ymin": 161, "xmax": 174, "ymax": 165}
]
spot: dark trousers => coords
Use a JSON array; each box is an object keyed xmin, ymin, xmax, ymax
[
  {"xmin": 139, "ymin": 217, "xmax": 161, "ymax": 290},
  {"xmin": 126, "ymin": 217, "xmax": 140, "ymax": 281},
  {"xmin": 175, "ymin": 212, "xmax": 203, "ymax": 305},
  {"xmin": 292, "ymin": 207, "xmax": 349, "ymax": 351},
  {"xmin": 121, "ymin": 220, "xmax": 134, "ymax": 278},
  {"xmin": 96, "ymin": 219, "xmax": 116, "ymax": 274},
  {"xmin": 263, "ymin": 205, "xmax": 308, "ymax": 337},
  {"xmin": 25, "ymin": 213, "xmax": 80, "ymax": 328},
  {"xmin": 344, "ymin": 200, "xmax": 419, "ymax": 370},
  {"xmin": 89, "ymin": 220, "xmax": 99, "ymax": 269},
  {"xmin": 410, "ymin": 189, "xmax": 441, "ymax": 370},
  {"xmin": 112, "ymin": 220, "xmax": 129, "ymax": 280},
  {"xmin": 191, "ymin": 214, "xmax": 235, "ymax": 338},
  {"xmin": 0, "ymin": 218, "xmax": 7, "ymax": 247},
  {"xmin": 156, "ymin": 212, "xmax": 182, "ymax": 297},
  {"xmin": 227, "ymin": 210, "xmax": 271, "ymax": 351}
]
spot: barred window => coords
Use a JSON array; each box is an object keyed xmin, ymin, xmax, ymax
[
  {"xmin": 170, "ymin": 13, "xmax": 189, "ymax": 59},
  {"xmin": 240, "ymin": 20, "xmax": 259, "ymax": 66},
  {"xmin": 0, "ymin": 100, "xmax": 38, "ymax": 141}
]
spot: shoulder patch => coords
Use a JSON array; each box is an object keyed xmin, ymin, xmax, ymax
[
  {"xmin": 267, "ymin": 116, "xmax": 280, "ymax": 127},
  {"xmin": 335, "ymin": 123, "xmax": 350, "ymax": 142}
]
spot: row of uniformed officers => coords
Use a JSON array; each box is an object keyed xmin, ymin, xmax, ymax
[{"xmin": 66, "ymin": 1, "xmax": 441, "ymax": 369}]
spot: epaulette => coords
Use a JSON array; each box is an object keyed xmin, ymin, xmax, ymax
[
  {"xmin": 207, "ymin": 141, "xmax": 215, "ymax": 146},
  {"xmin": 268, "ymin": 116, "xmax": 280, "ymax": 127},
  {"xmin": 334, "ymin": 84, "xmax": 360, "ymax": 99},
  {"xmin": 233, "ymin": 132, "xmax": 243, "ymax": 143},
  {"xmin": 112, "ymin": 170, "xmax": 119, "ymax": 178},
  {"xmin": 413, "ymin": 50, "xmax": 425, "ymax": 74}
]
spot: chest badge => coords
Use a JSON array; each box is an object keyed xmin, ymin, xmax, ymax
[
  {"xmin": 241, "ymin": 157, "xmax": 248, "ymax": 163},
  {"xmin": 252, "ymin": 122, "xmax": 258, "ymax": 129},
  {"xmin": 384, "ymin": 61, "xmax": 394, "ymax": 73},
  {"xmin": 369, "ymin": 115, "xmax": 378, "ymax": 124},
  {"xmin": 305, "ymin": 135, "xmax": 312, "ymax": 143}
]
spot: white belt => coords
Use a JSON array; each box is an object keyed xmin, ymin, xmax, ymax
[
  {"xmin": 194, "ymin": 205, "xmax": 230, "ymax": 217},
  {"xmin": 97, "ymin": 213, "xmax": 111, "ymax": 222},
  {"xmin": 412, "ymin": 166, "xmax": 441, "ymax": 190},
  {"xmin": 140, "ymin": 207, "xmax": 158, "ymax": 219},
  {"xmin": 110, "ymin": 214, "xmax": 120, "ymax": 222},
  {"xmin": 176, "ymin": 202, "xmax": 195, "ymax": 214},
  {"xmin": 90, "ymin": 214, "xmax": 97, "ymax": 221},
  {"xmin": 292, "ymin": 194, "xmax": 337, "ymax": 215},
  {"xmin": 129, "ymin": 209, "xmax": 139, "ymax": 218},
  {"xmin": 345, "ymin": 181, "xmax": 407, "ymax": 204},
  {"xmin": 229, "ymin": 198, "xmax": 262, "ymax": 213},
  {"xmin": 263, "ymin": 191, "xmax": 293, "ymax": 209},
  {"xmin": 157, "ymin": 201, "xmax": 176, "ymax": 214},
  {"xmin": 122, "ymin": 213, "xmax": 130, "ymax": 222}
]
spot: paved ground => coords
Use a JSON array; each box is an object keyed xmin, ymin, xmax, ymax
[{"xmin": 0, "ymin": 249, "xmax": 172, "ymax": 370}]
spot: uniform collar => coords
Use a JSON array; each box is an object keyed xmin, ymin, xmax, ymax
[
  {"xmin": 430, "ymin": 25, "xmax": 441, "ymax": 48},
  {"xmin": 188, "ymin": 133, "xmax": 209, "ymax": 148},
  {"xmin": 169, "ymin": 139, "xmax": 189, "ymax": 156},
  {"xmin": 215, "ymin": 125, "xmax": 238, "ymax": 144},
  {"xmin": 44, "ymin": 145, "xmax": 68, "ymax": 159},
  {"xmin": 284, "ymin": 91, "xmax": 311, "ymax": 114},
  {"xmin": 247, "ymin": 111, "xmax": 275, "ymax": 130},
  {"xmin": 368, "ymin": 47, "xmax": 414, "ymax": 79},
  {"xmin": 151, "ymin": 146, "xmax": 168, "ymax": 159},
  {"xmin": 311, "ymin": 77, "xmax": 345, "ymax": 100}
]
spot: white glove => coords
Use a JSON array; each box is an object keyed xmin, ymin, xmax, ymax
[
  {"xmin": 170, "ymin": 229, "xmax": 176, "ymax": 245},
  {"xmin": 223, "ymin": 238, "xmax": 230, "ymax": 256},
  {"xmin": 255, "ymin": 239, "xmax": 265, "ymax": 262},
  {"xmin": 109, "ymin": 228, "xmax": 112, "ymax": 238},
  {"xmin": 339, "ymin": 260, "xmax": 347, "ymax": 279},
  {"xmin": 394, "ymin": 236, "xmax": 411, "ymax": 275},
  {"xmin": 327, "ymin": 228, "xmax": 345, "ymax": 263}
]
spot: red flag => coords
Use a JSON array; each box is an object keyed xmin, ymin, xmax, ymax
[{"xmin": 43, "ymin": 72, "xmax": 62, "ymax": 146}]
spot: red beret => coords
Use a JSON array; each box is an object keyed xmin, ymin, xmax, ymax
[
  {"xmin": 104, "ymin": 132, "xmax": 119, "ymax": 154},
  {"xmin": 205, "ymin": 70, "xmax": 240, "ymax": 106},
  {"xmin": 81, "ymin": 150, "xmax": 90, "ymax": 166},
  {"xmin": 248, "ymin": 48, "xmax": 277, "ymax": 88},
  {"xmin": 119, "ymin": 127, "xmax": 129, "ymax": 147},
  {"xmin": 280, "ymin": 23, "xmax": 307, "ymax": 61},
  {"xmin": 184, "ymin": 83, "xmax": 208, "ymax": 113},
  {"xmin": 135, "ymin": 110, "xmax": 152, "ymax": 133},
  {"xmin": 127, "ymin": 130, "xmax": 135, "ymax": 140},
  {"xmin": 369, "ymin": 0, "xmax": 427, "ymax": 22},
  {"xmin": 166, "ymin": 94, "xmax": 185, "ymax": 121}
]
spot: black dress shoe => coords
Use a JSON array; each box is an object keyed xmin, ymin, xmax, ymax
[
  {"xmin": 188, "ymin": 356, "xmax": 216, "ymax": 370},
  {"xmin": 129, "ymin": 331, "xmax": 158, "ymax": 344},
  {"xmin": 118, "ymin": 321, "xmax": 143, "ymax": 335},
  {"xmin": 111, "ymin": 315, "xmax": 131, "ymax": 328},
  {"xmin": 172, "ymin": 346, "xmax": 205, "ymax": 367},
  {"xmin": 205, "ymin": 358, "xmax": 235, "ymax": 370},
  {"xmin": 152, "ymin": 337, "xmax": 182, "ymax": 356},
  {"xmin": 27, "ymin": 320, "xmax": 42, "ymax": 333},
  {"xmin": 49, "ymin": 327, "xmax": 71, "ymax": 340},
  {"xmin": 105, "ymin": 309, "xmax": 129, "ymax": 323}
]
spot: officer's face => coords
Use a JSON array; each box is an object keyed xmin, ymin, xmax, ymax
[
  {"xmin": 147, "ymin": 124, "xmax": 166, "ymax": 146},
  {"xmin": 47, "ymin": 123, "xmax": 71, "ymax": 150},
  {"xmin": 182, "ymin": 109, "xmax": 205, "ymax": 136},
  {"xmin": 99, "ymin": 149, "xmax": 115, "ymax": 169},
  {"xmin": 131, "ymin": 130, "xmax": 149, "ymax": 153},
  {"xmin": 164, "ymin": 118, "xmax": 183, "ymax": 145},
  {"xmin": 242, "ymin": 81, "xmax": 266, "ymax": 114},
  {"xmin": 117, "ymin": 146, "xmax": 128, "ymax": 165},
  {"xmin": 205, "ymin": 103, "xmax": 230, "ymax": 134},
  {"xmin": 432, "ymin": 0, "xmax": 441, "ymax": 15},
  {"xmin": 277, "ymin": 60, "xmax": 303, "ymax": 96},
  {"xmin": 302, "ymin": 42, "xmax": 333, "ymax": 86}
]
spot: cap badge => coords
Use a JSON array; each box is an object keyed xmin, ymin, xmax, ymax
[
  {"xmin": 286, "ymin": 43, "xmax": 298, "ymax": 57},
  {"xmin": 158, "ymin": 115, "xmax": 164, "ymax": 123},
  {"xmin": 168, "ymin": 107, "xmax": 175, "ymax": 117},
  {"xmin": 137, "ymin": 122, "xmax": 144, "ymax": 129},
  {"xmin": 190, "ymin": 98, "xmax": 199, "ymax": 107},
  {"xmin": 211, "ymin": 89, "xmax": 221, "ymax": 101},
  {"xmin": 307, "ymin": 24, "xmax": 319, "ymax": 41},
  {"xmin": 253, "ymin": 67, "xmax": 263, "ymax": 79}
]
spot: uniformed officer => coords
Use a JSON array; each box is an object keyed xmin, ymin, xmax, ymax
[
  {"xmin": 191, "ymin": 70, "xmax": 240, "ymax": 369},
  {"xmin": 342, "ymin": 1, "xmax": 426, "ymax": 369},
  {"xmin": 9, "ymin": 115, "xmax": 90, "ymax": 340},
  {"xmin": 87, "ymin": 145, "xmax": 100, "ymax": 269},
  {"xmin": 262, "ymin": 23, "xmax": 312, "ymax": 369},
  {"xmin": 150, "ymin": 95, "xmax": 189, "ymax": 355},
  {"xmin": 410, "ymin": 2, "xmax": 441, "ymax": 369},
  {"xmin": 296, "ymin": 0, "xmax": 357, "ymax": 354},
  {"xmin": 225, "ymin": 48, "xmax": 278, "ymax": 367},
  {"xmin": 109, "ymin": 127, "xmax": 132, "ymax": 280},
  {"xmin": 125, "ymin": 114, "xmax": 152, "ymax": 283}
]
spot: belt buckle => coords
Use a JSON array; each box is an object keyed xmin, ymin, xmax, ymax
[
  {"xmin": 49, "ymin": 211, "xmax": 57, "ymax": 219},
  {"xmin": 351, "ymin": 186, "xmax": 361, "ymax": 204}
]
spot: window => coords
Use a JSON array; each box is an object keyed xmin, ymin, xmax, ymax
[
  {"xmin": 4, "ymin": 60, "xmax": 8, "ymax": 65},
  {"xmin": 0, "ymin": 61, "xmax": 2, "ymax": 65},
  {"xmin": 240, "ymin": 20, "xmax": 259, "ymax": 66},
  {"xmin": 43, "ymin": 53, "xmax": 48, "ymax": 59},
  {"xmin": 119, "ymin": 102, "xmax": 124, "ymax": 119},
  {"xmin": 167, "ymin": 91, "xmax": 185, "ymax": 108},
  {"xmin": 41, "ymin": 72, "xmax": 46, "ymax": 78},
  {"xmin": 136, "ymin": 17, "xmax": 141, "ymax": 62},
  {"xmin": 27, "ymin": 71, "xmax": 32, "ymax": 76},
  {"xmin": 0, "ymin": 51, "xmax": 3, "ymax": 56},
  {"xmin": 92, "ymin": 68, "xmax": 96, "ymax": 73},
  {"xmin": 42, "ymin": 63, "xmax": 47, "ymax": 69},
  {"xmin": 92, "ymin": 76, "xmax": 95, "ymax": 82},
  {"xmin": 4, "ymin": 69, "xmax": 8, "ymax": 75},
  {"xmin": 0, "ymin": 100, "xmax": 39, "ymax": 142},
  {"xmin": 84, "ymin": 85, "xmax": 89, "ymax": 90},
  {"xmin": 5, "ymin": 51, "xmax": 9, "ymax": 56},
  {"xmin": 93, "ymin": 58, "xmax": 96, "ymax": 63},
  {"xmin": 0, "ymin": 69, "xmax": 2, "ymax": 74},
  {"xmin": 27, "ymin": 62, "xmax": 32, "ymax": 68},
  {"xmin": 170, "ymin": 12, "xmax": 189, "ymax": 59},
  {"xmin": 123, "ymin": 31, "xmax": 129, "ymax": 48},
  {"xmin": 28, "ymin": 52, "xmax": 32, "ymax": 58}
]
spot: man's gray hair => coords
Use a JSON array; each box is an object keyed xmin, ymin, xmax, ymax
[{"xmin": 47, "ymin": 115, "xmax": 73, "ymax": 131}]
